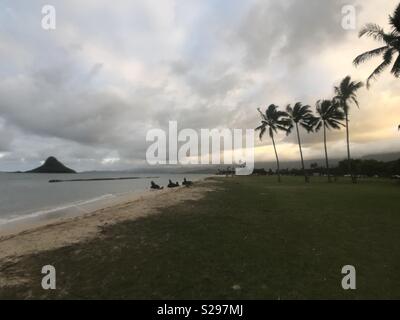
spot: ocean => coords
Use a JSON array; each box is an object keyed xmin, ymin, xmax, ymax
[{"xmin": 0, "ymin": 172, "xmax": 211, "ymax": 232}]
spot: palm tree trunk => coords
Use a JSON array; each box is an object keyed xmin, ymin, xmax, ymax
[
  {"xmin": 323, "ymin": 124, "xmax": 331, "ymax": 183},
  {"xmin": 271, "ymin": 135, "xmax": 281, "ymax": 182},
  {"xmin": 345, "ymin": 112, "xmax": 356, "ymax": 183},
  {"xmin": 296, "ymin": 123, "xmax": 308, "ymax": 183}
]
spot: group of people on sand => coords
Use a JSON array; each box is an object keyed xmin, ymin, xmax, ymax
[{"xmin": 150, "ymin": 178, "xmax": 193, "ymax": 190}]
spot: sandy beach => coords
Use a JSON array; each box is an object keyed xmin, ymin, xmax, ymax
[{"xmin": 0, "ymin": 180, "xmax": 215, "ymax": 274}]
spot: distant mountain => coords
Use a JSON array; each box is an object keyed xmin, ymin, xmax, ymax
[
  {"xmin": 361, "ymin": 152, "xmax": 400, "ymax": 162},
  {"xmin": 27, "ymin": 157, "xmax": 76, "ymax": 174}
]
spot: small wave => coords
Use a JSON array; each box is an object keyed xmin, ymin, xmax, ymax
[{"xmin": 0, "ymin": 194, "xmax": 116, "ymax": 226}]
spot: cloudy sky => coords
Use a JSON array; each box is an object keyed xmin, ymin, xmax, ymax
[{"xmin": 1, "ymin": 0, "xmax": 400, "ymax": 172}]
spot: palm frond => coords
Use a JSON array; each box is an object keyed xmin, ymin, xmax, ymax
[
  {"xmin": 286, "ymin": 123, "xmax": 294, "ymax": 135},
  {"xmin": 257, "ymin": 108, "xmax": 266, "ymax": 121},
  {"xmin": 389, "ymin": 3, "xmax": 400, "ymax": 34},
  {"xmin": 367, "ymin": 48, "xmax": 394, "ymax": 87},
  {"xmin": 359, "ymin": 23, "xmax": 386, "ymax": 41},
  {"xmin": 314, "ymin": 99, "xmax": 344, "ymax": 131},
  {"xmin": 299, "ymin": 120, "xmax": 315, "ymax": 133},
  {"xmin": 255, "ymin": 124, "xmax": 264, "ymax": 131},
  {"xmin": 351, "ymin": 96, "xmax": 359, "ymax": 108},
  {"xmin": 258, "ymin": 127, "xmax": 266, "ymax": 140},
  {"xmin": 334, "ymin": 76, "xmax": 363, "ymax": 112},
  {"xmin": 256, "ymin": 104, "xmax": 290, "ymax": 140},
  {"xmin": 353, "ymin": 46, "xmax": 389, "ymax": 65},
  {"xmin": 314, "ymin": 121, "xmax": 323, "ymax": 132},
  {"xmin": 390, "ymin": 53, "xmax": 400, "ymax": 77}
]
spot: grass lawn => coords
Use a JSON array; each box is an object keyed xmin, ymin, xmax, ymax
[{"xmin": 1, "ymin": 176, "xmax": 400, "ymax": 299}]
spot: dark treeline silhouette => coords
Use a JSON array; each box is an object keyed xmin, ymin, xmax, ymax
[
  {"xmin": 216, "ymin": 167, "xmax": 235, "ymax": 176},
  {"xmin": 335, "ymin": 159, "xmax": 400, "ymax": 177},
  {"xmin": 253, "ymin": 158, "xmax": 400, "ymax": 179}
]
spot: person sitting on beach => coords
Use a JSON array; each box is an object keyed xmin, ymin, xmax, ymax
[
  {"xmin": 182, "ymin": 177, "xmax": 193, "ymax": 187},
  {"xmin": 167, "ymin": 179, "xmax": 179, "ymax": 188},
  {"xmin": 150, "ymin": 181, "xmax": 163, "ymax": 190}
]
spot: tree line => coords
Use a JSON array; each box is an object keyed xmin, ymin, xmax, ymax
[{"xmin": 255, "ymin": 159, "xmax": 400, "ymax": 179}]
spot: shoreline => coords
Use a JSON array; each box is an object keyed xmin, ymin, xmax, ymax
[
  {"xmin": 0, "ymin": 190, "xmax": 147, "ymax": 237},
  {"xmin": 0, "ymin": 174, "xmax": 214, "ymax": 237},
  {"xmin": 0, "ymin": 179, "xmax": 216, "ymax": 264}
]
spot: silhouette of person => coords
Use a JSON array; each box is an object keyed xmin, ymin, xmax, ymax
[
  {"xmin": 151, "ymin": 181, "xmax": 163, "ymax": 190},
  {"xmin": 168, "ymin": 179, "xmax": 179, "ymax": 188},
  {"xmin": 182, "ymin": 177, "xmax": 193, "ymax": 186}
]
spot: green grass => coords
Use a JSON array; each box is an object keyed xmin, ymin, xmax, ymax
[{"xmin": 1, "ymin": 176, "xmax": 400, "ymax": 299}]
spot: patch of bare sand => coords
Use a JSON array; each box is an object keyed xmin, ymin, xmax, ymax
[{"xmin": 0, "ymin": 181, "xmax": 215, "ymax": 267}]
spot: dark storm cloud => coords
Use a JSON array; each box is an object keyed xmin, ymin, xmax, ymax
[
  {"xmin": 0, "ymin": 120, "xmax": 14, "ymax": 152},
  {"xmin": 236, "ymin": 0, "xmax": 348, "ymax": 68}
]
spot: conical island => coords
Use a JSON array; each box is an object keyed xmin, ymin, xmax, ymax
[{"xmin": 27, "ymin": 157, "xmax": 76, "ymax": 173}]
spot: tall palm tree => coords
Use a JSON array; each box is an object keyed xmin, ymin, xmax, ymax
[
  {"xmin": 256, "ymin": 104, "xmax": 290, "ymax": 182},
  {"xmin": 286, "ymin": 102, "xmax": 315, "ymax": 183},
  {"xmin": 334, "ymin": 76, "xmax": 364, "ymax": 183},
  {"xmin": 312, "ymin": 100, "xmax": 345, "ymax": 182},
  {"xmin": 353, "ymin": 3, "xmax": 400, "ymax": 88}
]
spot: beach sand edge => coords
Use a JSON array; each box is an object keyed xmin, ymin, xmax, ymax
[{"xmin": 0, "ymin": 180, "xmax": 217, "ymax": 267}]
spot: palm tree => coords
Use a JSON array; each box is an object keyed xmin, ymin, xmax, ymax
[
  {"xmin": 286, "ymin": 102, "xmax": 315, "ymax": 183},
  {"xmin": 334, "ymin": 76, "xmax": 364, "ymax": 183},
  {"xmin": 256, "ymin": 104, "xmax": 290, "ymax": 182},
  {"xmin": 353, "ymin": 3, "xmax": 400, "ymax": 88},
  {"xmin": 312, "ymin": 100, "xmax": 345, "ymax": 182}
]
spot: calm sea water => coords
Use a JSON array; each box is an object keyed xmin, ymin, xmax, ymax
[{"xmin": 0, "ymin": 172, "xmax": 211, "ymax": 228}]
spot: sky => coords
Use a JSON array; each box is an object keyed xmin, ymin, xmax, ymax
[{"xmin": 1, "ymin": 0, "xmax": 400, "ymax": 172}]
